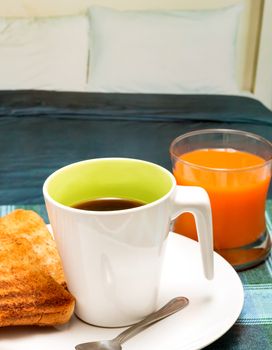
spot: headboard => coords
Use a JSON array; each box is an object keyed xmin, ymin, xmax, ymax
[{"xmin": 0, "ymin": 0, "xmax": 271, "ymax": 108}]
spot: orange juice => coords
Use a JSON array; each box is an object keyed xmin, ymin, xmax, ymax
[{"xmin": 173, "ymin": 148, "xmax": 271, "ymax": 249}]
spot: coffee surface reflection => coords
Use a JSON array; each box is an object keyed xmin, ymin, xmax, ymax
[{"xmin": 72, "ymin": 197, "xmax": 145, "ymax": 211}]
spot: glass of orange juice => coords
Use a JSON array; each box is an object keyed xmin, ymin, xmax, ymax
[{"xmin": 170, "ymin": 129, "xmax": 272, "ymax": 270}]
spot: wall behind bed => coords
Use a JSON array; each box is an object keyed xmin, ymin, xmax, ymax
[{"xmin": 0, "ymin": 0, "xmax": 270, "ymax": 108}]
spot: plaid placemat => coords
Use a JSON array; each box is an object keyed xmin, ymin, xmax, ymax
[{"xmin": 1, "ymin": 201, "xmax": 271, "ymax": 350}]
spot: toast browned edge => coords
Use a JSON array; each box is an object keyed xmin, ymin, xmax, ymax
[{"xmin": 0, "ymin": 269, "xmax": 75, "ymax": 326}]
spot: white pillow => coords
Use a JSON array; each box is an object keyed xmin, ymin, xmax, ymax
[
  {"xmin": 87, "ymin": 5, "xmax": 242, "ymax": 94},
  {"xmin": 0, "ymin": 16, "xmax": 89, "ymax": 91}
]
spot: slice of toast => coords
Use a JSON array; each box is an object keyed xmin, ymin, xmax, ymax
[
  {"xmin": 0, "ymin": 209, "xmax": 65, "ymax": 286},
  {"xmin": 0, "ymin": 209, "xmax": 75, "ymax": 326}
]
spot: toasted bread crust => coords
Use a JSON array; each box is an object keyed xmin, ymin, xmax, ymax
[
  {"xmin": 0, "ymin": 270, "xmax": 75, "ymax": 326},
  {"xmin": 0, "ymin": 210, "xmax": 75, "ymax": 327}
]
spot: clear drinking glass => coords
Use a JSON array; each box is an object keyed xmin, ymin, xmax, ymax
[{"xmin": 170, "ymin": 129, "xmax": 272, "ymax": 270}]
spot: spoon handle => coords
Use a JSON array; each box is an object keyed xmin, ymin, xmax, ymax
[{"xmin": 113, "ymin": 296, "xmax": 189, "ymax": 345}]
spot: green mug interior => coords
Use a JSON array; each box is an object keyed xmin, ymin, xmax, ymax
[{"xmin": 46, "ymin": 158, "xmax": 173, "ymax": 207}]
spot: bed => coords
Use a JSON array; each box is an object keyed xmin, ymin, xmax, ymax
[
  {"xmin": 0, "ymin": 0, "xmax": 271, "ymax": 203},
  {"xmin": 0, "ymin": 1, "xmax": 272, "ymax": 349}
]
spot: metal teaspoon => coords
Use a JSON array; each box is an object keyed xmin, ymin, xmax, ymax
[{"xmin": 75, "ymin": 296, "xmax": 189, "ymax": 350}]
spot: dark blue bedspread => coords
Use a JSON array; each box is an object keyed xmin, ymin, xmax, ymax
[{"xmin": 0, "ymin": 90, "xmax": 271, "ymax": 204}]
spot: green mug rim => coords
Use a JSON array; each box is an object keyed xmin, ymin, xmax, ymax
[{"xmin": 43, "ymin": 157, "xmax": 176, "ymax": 215}]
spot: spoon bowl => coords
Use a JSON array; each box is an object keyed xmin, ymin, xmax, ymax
[{"xmin": 76, "ymin": 340, "xmax": 121, "ymax": 350}]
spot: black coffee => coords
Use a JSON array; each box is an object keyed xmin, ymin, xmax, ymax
[{"xmin": 72, "ymin": 197, "xmax": 146, "ymax": 211}]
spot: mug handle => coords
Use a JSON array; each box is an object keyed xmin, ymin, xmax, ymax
[{"xmin": 171, "ymin": 186, "xmax": 214, "ymax": 280}]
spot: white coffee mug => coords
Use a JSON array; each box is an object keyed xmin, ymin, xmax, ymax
[{"xmin": 43, "ymin": 158, "xmax": 213, "ymax": 327}]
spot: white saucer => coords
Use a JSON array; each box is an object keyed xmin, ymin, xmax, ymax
[{"xmin": 0, "ymin": 232, "xmax": 244, "ymax": 350}]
